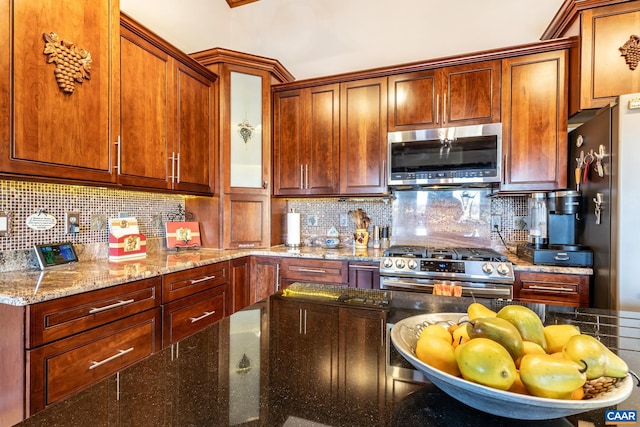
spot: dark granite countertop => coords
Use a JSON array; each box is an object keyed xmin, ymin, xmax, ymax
[{"xmin": 14, "ymin": 286, "xmax": 638, "ymax": 427}]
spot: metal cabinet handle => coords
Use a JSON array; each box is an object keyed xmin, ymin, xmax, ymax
[
  {"xmin": 443, "ymin": 92, "xmax": 447, "ymax": 124},
  {"xmin": 115, "ymin": 136, "xmax": 121, "ymax": 175},
  {"xmin": 296, "ymin": 268, "xmax": 327, "ymax": 274},
  {"xmin": 190, "ymin": 310, "xmax": 216, "ymax": 323},
  {"xmin": 305, "ymin": 164, "xmax": 309, "ymax": 189},
  {"xmin": 300, "ymin": 165, "xmax": 304, "ymax": 190},
  {"xmin": 275, "ymin": 264, "xmax": 281, "ymax": 291},
  {"xmin": 528, "ymin": 285, "xmax": 574, "ymax": 292},
  {"xmin": 89, "ymin": 299, "xmax": 135, "ymax": 314},
  {"xmin": 436, "ymin": 94, "xmax": 439, "ymax": 124},
  {"xmin": 190, "ymin": 275, "xmax": 217, "ymax": 285},
  {"xmin": 238, "ymin": 243, "xmax": 256, "ymax": 248},
  {"xmin": 176, "ymin": 152, "xmax": 181, "ymax": 183},
  {"xmin": 89, "ymin": 347, "xmax": 134, "ymax": 370},
  {"xmin": 299, "ymin": 308, "xmax": 303, "ymax": 334},
  {"xmin": 169, "ymin": 152, "xmax": 176, "ymax": 183},
  {"xmin": 348, "ymin": 264, "xmax": 378, "ymax": 270}
]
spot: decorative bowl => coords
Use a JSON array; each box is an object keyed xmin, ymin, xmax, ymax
[{"xmin": 390, "ymin": 313, "xmax": 634, "ymax": 420}]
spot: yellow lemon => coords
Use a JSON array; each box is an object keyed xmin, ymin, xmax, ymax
[
  {"xmin": 415, "ymin": 334, "xmax": 460, "ymax": 377},
  {"xmin": 451, "ymin": 324, "xmax": 470, "ymax": 348},
  {"xmin": 419, "ymin": 324, "xmax": 453, "ymax": 344}
]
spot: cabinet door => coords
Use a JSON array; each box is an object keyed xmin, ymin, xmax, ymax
[
  {"xmin": 1, "ymin": 0, "xmax": 117, "ymax": 184},
  {"xmin": 118, "ymin": 26, "xmax": 171, "ymax": 190},
  {"xmin": 580, "ymin": 2, "xmax": 640, "ymax": 110},
  {"xmin": 306, "ymin": 84, "xmax": 340, "ymax": 195},
  {"xmin": 230, "ymin": 256, "xmax": 250, "ymax": 312},
  {"xmin": 388, "ymin": 70, "xmax": 438, "ymax": 131},
  {"xmin": 338, "ymin": 307, "xmax": 386, "ymax": 423},
  {"xmin": 223, "ymin": 194, "xmax": 270, "ymax": 248},
  {"xmin": 250, "ymin": 256, "xmax": 281, "ymax": 303},
  {"xmin": 173, "ymin": 62, "xmax": 214, "ymax": 195},
  {"xmin": 441, "ymin": 60, "xmax": 501, "ymax": 126},
  {"xmin": 348, "ymin": 262, "xmax": 380, "ymax": 289},
  {"xmin": 501, "ymin": 50, "xmax": 568, "ymax": 192},
  {"xmin": 223, "ymin": 65, "xmax": 271, "ymax": 195},
  {"xmin": 340, "ymin": 77, "xmax": 388, "ymax": 195},
  {"xmin": 273, "ymin": 84, "xmax": 340, "ymax": 196},
  {"xmin": 273, "ymin": 89, "xmax": 306, "ymax": 195}
]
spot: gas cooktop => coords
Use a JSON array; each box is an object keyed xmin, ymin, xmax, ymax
[{"xmin": 383, "ymin": 245, "xmax": 507, "ymax": 262}]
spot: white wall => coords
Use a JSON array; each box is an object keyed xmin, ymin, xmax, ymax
[{"xmin": 121, "ymin": 0, "xmax": 564, "ymax": 80}]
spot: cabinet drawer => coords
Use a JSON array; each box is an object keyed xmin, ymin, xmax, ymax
[
  {"xmin": 515, "ymin": 272, "xmax": 590, "ymax": 307},
  {"xmin": 162, "ymin": 285, "xmax": 228, "ymax": 347},
  {"xmin": 281, "ymin": 258, "xmax": 347, "ymax": 284},
  {"xmin": 163, "ymin": 261, "xmax": 229, "ymax": 302},
  {"xmin": 27, "ymin": 277, "xmax": 161, "ymax": 348},
  {"xmin": 27, "ymin": 308, "xmax": 161, "ymax": 415}
]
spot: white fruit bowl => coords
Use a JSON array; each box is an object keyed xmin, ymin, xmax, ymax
[{"xmin": 390, "ymin": 313, "xmax": 634, "ymax": 420}]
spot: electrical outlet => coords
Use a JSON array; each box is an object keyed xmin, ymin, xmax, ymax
[
  {"xmin": 491, "ymin": 215, "xmax": 502, "ymax": 231},
  {"xmin": 307, "ymin": 214, "xmax": 318, "ymax": 227},
  {"xmin": 65, "ymin": 212, "xmax": 81, "ymax": 234},
  {"xmin": 513, "ymin": 216, "xmax": 528, "ymax": 230},
  {"xmin": 152, "ymin": 214, "xmax": 163, "ymax": 228}
]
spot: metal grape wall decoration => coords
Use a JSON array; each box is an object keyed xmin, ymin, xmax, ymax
[
  {"xmin": 619, "ymin": 35, "xmax": 640, "ymax": 71},
  {"xmin": 43, "ymin": 32, "xmax": 92, "ymax": 93}
]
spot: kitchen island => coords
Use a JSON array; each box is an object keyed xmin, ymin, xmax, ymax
[{"xmin": 12, "ymin": 285, "xmax": 639, "ymax": 427}]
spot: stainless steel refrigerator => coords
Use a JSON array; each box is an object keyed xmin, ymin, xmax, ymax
[{"xmin": 569, "ymin": 93, "xmax": 640, "ymax": 311}]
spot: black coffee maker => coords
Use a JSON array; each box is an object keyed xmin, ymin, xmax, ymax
[
  {"xmin": 548, "ymin": 190, "xmax": 581, "ymax": 246},
  {"xmin": 518, "ymin": 190, "xmax": 593, "ymax": 266}
]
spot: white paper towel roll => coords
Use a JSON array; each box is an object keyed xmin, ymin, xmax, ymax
[{"xmin": 286, "ymin": 212, "xmax": 301, "ymax": 246}]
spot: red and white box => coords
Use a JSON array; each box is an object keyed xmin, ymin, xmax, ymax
[
  {"xmin": 109, "ymin": 217, "xmax": 147, "ymax": 262},
  {"xmin": 165, "ymin": 221, "xmax": 201, "ymax": 249}
]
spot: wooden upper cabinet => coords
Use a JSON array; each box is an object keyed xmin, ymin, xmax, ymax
[
  {"xmin": 388, "ymin": 60, "xmax": 500, "ymax": 131},
  {"xmin": 173, "ymin": 62, "xmax": 215, "ymax": 194},
  {"xmin": 119, "ymin": 26, "xmax": 171, "ymax": 190},
  {"xmin": 501, "ymin": 50, "xmax": 568, "ymax": 192},
  {"xmin": 118, "ymin": 15, "xmax": 215, "ymax": 195},
  {"xmin": 580, "ymin": 2, "xmax": 640, "ymax": 110},
  {"xmin": 442, "ymin": 61, "xmax": 501, "ymax": 126},
  {"xmin": 273, "ymin": 84, "xmax": 340, "ymax": 195},
  {"xmin": 542, "ymin": 1, "xmax": 640, "ymax": 114},
  {"xmin": 340, "ymin": 77, "xmax": 388, "ymax": 195},
  {"xmin": 0, "ymin": 0, "xmax": 118, "ymax": 184}
]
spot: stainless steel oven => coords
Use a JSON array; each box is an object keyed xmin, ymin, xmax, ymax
[{"xmin": 379, "ymin": 246, "xmax": 514, "ymax": 299}]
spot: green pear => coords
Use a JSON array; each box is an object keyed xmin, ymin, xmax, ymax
[
  {"xmin": 562, "ymin": 334, "xmax": 629, "ymax": 379},
  {"xmin": 496, "ymin": 305, "xmax": 547, "ymax": 351}
]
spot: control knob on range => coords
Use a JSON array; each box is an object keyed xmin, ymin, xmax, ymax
[
  {"xmin": 481, "ymin": 262, "xmax": 495, "ymax": 275},
  {"xmin": 395, "ymin": 259, "xmax": 406, "ymax": 269},
  {"xmin": 407, "ymin": 259, "xmax": 418, "ymax": 270},
  {"xmin": 496, "ymin": 262, "xmax": 511, "ymax": 276},
  {"xmin": 382, "ymin": 258, "xmax": 394, "ymax": 269}
]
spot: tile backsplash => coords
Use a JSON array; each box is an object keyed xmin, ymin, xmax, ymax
[
  {"xmin": 0, "ymin": 178, "xmax": 530, "ymax": 272},
  {"xmin": 0, "ymin": 180, "xmax": 186, "ymax": 271},
  {"xmin": 285, "ymin": 190, "xmax": 529, "ymax": 250}
]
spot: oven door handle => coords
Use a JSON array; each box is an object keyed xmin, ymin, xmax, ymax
[{"xmin": 380, "ymin": 278, "xmax": 512, "ymax": 297}]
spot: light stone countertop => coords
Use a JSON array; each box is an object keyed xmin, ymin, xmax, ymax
[{"xmin": 0, "ymin": 245, "xmax": 592, "ymax": 306}]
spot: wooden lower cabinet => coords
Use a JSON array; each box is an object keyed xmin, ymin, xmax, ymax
[
  {"xmin": 513, "ymin": 271, "xmax": 590, "ymax": 307},
  {"xmin": 230, "ymin": 256, "xmax": 250, "ymax": 313},
  {"xmin": 27, "ymin": 308, "xmax": 161, "ymax": 415},
  {"xmin": 162, "ymin": 261, "xmax": 231, "ymax": 348},
  {"xmin": 162, "ymin": 286, "xmax": 228, "ymax": 346},
  {"xmin": 348, "ymin": 261, "xmax": 380, "ymax": 289},
  {"xmin": 250, "ymin": 256, "xmax": 282, "ymax": 304},
  {"xmin": 269, "ymin": 297, "xmax": 386, "ymax": 425}
]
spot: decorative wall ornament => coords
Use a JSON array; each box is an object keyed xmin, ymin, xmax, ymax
[
  {"xmin": 237, "ymin": 119, "xmax": 255, "ymax": 144},
  {"xmin": 619, "ymin": 35, "xmax": 640, "ymax": 70},
  {"xmin": 42, "ymin": 32, "xmax": 92, "ymax": 93}
]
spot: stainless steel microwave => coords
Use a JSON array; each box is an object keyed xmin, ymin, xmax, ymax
[{"xmin": 387, "ymin": 123, "xmax": 502, "ymax": 187}]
